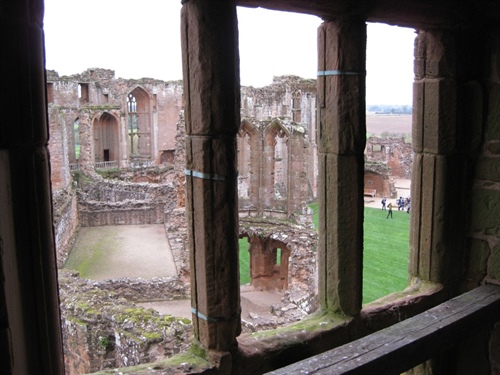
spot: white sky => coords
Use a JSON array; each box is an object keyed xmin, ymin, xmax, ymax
[{"xmin": 43, "ymin": 0, "xmax": 416, "ymax": 105}]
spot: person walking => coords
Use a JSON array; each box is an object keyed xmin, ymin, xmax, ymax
[
  {"xmin": 381, "ymin": 197, "xmax": 386, "ymax": 210},
  {"xmin": 386, "ymin": 202, "xmax": 393, "ymax": 219}
]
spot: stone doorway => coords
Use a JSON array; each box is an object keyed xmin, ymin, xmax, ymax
[{"xmin": 248, "ymin": 235, "xmax": 291, "ymax": 291}]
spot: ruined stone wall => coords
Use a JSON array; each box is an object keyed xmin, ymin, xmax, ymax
[
  {"xmin": 165, "ymin": 208, "xmax": 190, "ymax": 282},
  {"xmin": 92, "ymin": 276, "xmax": 189, "ymax": 302},
  {"xmin": 241, "ymin": 75, "xmax": 318, "ymax": 202},
  {"xmin": 77, "ymin": 178, "xmax": 175, "ymax": 227},
  {"xmin": 58, "ymin": 270, "xmax": 192, "ymax": 374},
  {"xmin": 238, "ymin": 118, "xmax": 313, "ymax": 219},
  {"xmin": 47, "ymin": 107, "xmax": 70, "ymax": 189},
  {"xmin": 52, "ymin": 186, "xmax": 80, "ymax": 266},
  {"xmin": 364, "ymin": 165, "xmax": 397, "ymax": 198},
  {"xmin": 365, "ymin": 136, "xmax": 413, "ymax": 179},
  {"xmin": 47, "ymin": 68, "xmax": 184, "ymax": 175},
  {"xmin": 48, "ymin": 72, "xmax": 321, "ymax": 220},
  {"xmin": 240, "ymin": 219, "xmax": 318, "ymax": 296},
  {"xmin": 47, "ymin": 73, "xmax": 81, "ymax": 189},
  {"xmin": 240, "ymin": 76, "xmax": 316, "ymax": 123}
]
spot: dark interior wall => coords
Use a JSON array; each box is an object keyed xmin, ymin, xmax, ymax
[{"xmin": 0, "ymin": 0, "xmax": 65, "ymax": 373}]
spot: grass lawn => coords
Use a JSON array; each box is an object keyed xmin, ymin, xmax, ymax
[
  {"xmin": 239, "ymin": 238, "xmax": 251, "ymax": 285},
  {"xmin": 308, "ymin": 202, "xmax": 410, "ymax": 304}
]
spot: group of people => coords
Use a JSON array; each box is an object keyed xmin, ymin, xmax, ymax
[
  {"xmin": 381, "ymin": 196, "xmax": 410, "ymax": 219},
  {"xmin": 397, "ymin": 196, "xmax": 411, "ymax": 213}
]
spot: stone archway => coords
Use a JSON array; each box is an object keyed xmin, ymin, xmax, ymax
[
  {"xmin": 93, "ymin": 112, "xmax": 119, "ymax": 163},
  {"xmin": 247, "ymin": 235, "xmax": 290, "ymax": 291}
]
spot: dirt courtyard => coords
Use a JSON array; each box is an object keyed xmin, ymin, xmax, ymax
[
  {"xmin": 64, "ymin": 224, "xmax": 284, "ymax": 320},
  {"xmin": 64, "ymin": 224, "xmax": 177, "ymax": 280}
]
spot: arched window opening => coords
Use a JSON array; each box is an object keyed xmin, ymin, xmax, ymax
[
  {"xmin": 127, "ymin": 93, "xmax": 139, "ymax": 155},
  {"xmin": 237, "ymin": 121, "xmax": 259, "ymax": 214},
  {"xmin": 238, "ymin": 131, "xmax": 251, "ymax": 198},
  {"xmin": 246, "ymin": 235, "xmax": 290, "ymax": 291},
  {"xmin": 93, "ymin": 112, "xmax": 119, "ymax": 165},
  {"xmin": 272, "ymin": 126, "xmax": 288, "ymax": 201},
  {"xmin": 127, "ymin": 87, "xmax": 151, "ymax": 159}
]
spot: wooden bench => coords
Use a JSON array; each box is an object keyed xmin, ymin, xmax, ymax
[
  {"xmin": 364, "ymin": 189, "xmax": 376, "ymax": 197},
  {"xmin": 266, "ymin": 284, "xmax": 500, "ymax": 375}
]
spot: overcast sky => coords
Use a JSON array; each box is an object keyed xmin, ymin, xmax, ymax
[{"xmin": 43, "ymin": 0, "xmax": 416, "ymax": 105}]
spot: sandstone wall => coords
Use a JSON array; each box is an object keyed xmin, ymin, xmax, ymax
[
  {"xmin": 52, "ymin": 186, "xmax": 80, "ymax": 266},
  {"xmin": 365, "ymin": 136, "xmax": 413, "ymax": 179},
  {"xmin": 239, "ymin": 219, "xmax": 318, "ymax": 296},
  {"xmin": 47, "ymin": 68, "xmax": 184, "ymax": 175},
  {"xmin": 76, "ymin": 178, "xmax": 175, "ymax": 227}
]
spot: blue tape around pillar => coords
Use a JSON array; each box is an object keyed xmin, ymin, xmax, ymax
[
  {"xmin": 185, "ymin": 169, "xmax": 226, "ymax": 181},
  {"xmin": 191, "ymin": 307, "xmax": 240, "ymax": 323},
  {"xmin": 317, "ymin": 70, "xmax": 361, "ymax": 76}
]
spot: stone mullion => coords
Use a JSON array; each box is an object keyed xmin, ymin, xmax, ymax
[
  {"xmin": 410, "ymin": 30, "xmax": 460, "ymax": 286},
  {"xmin": 181, "ymin": 0, "xmax": 241, "ymax": 352},
  {"xmin": 317, "ymin": 18, "xmax": 366, "ymax": 315},
  {"xmin": 251, "ymin": 134, "xmax": 262, "ymax": 214},
  {"xmin": 262, "ymin": 139, "xmax": 274, "ymax": 211}
]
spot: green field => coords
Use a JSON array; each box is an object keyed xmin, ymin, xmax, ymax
[
  {"xmin": 239, "ymin": 203, "xmax": 410, "ymax": 305},
  {"xmin": 361, "ymin": 206, "xmax": 410, "ymax": 303},
  {"xmin": 239, "ymin": 237, "xmax": 251, "ymax": 285},
  {"xmin": 308, "ymin": 202, "xmax": 410, "ymax": 304}
]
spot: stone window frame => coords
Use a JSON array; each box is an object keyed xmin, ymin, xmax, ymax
[
  {"xmin": 126, "ymin": 86, "xmax": 153, "ymax": 158},
  {"xmin": 4, "ymin": 1, "xmax": 497, "ymax": 374},
  {"xmin": 181, "ymin": 3, "xmax": 472, "ymax": 367}
]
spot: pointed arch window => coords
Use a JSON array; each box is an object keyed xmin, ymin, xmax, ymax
[{"xmin": 127, "ymin": 93, "xmax": 139, "ymax": 155}]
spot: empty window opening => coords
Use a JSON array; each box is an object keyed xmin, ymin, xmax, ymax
[
  {"xmin": 160, "ymin": 150, "xmax": 175, "ymax": 165},
  {"xmin": 127, "ymin": 93, "xmax": 139, "ymax": 155},
  {"xmin": 362, "ymin": 23, "xmax": 415, "ymax": 304},
  {"xmin": 79, "ymin": 83, "xmax": 89, "ymax": 103},
  {"xmin": 127, "ymin": 88, "xmax": 152, "ymax": 158},
  {"xmin": 93, "ymin": 112, "xmax": 119, "ymax": 164},
  {"xmin": 47, "ymin": 82, "xmax": 54, "ymax": 103},
  {"xmin": 246, "ymin": 236, "xmax": 290, "ymax": 291}
]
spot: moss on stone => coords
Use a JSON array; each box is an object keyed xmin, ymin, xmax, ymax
[
  {"xmin": 248, "ymin": 310, "xmax": 349, "ymax": 341},
  {"xmin": 87, "ymin": 350, "xmax": 212, "ymax": 374},
  {"xmin": 188, "ymin": 341, "xmax": 208, "ymax": 361}
]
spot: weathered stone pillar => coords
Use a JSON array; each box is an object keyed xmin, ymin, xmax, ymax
[
  {"xmin": 77, "ymin": 110, "xmax": 96, "ymax": 175},
  {"xmin": 181, "ymin": 0, "xmax": 241, "ymax": 353},
  {"xmin": 317, "ymin": 18, "xmax": 366, "ymax": 315},
  {"xmin": 287, "ymin": 132, "xmax": 309, "ymax": 216},
  {"xmin": 410, "ymin": 30, "xmax": 465, "ymax": 287}
]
